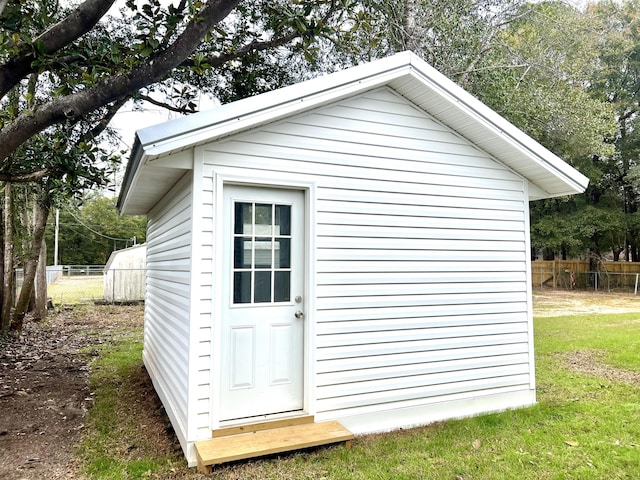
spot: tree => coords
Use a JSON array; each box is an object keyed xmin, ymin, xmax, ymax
[
  {"xmin": 588, "ymin": 0, "xmax": 640, "ymax": 261},
  {"xmin": 0, "ymin": 0, "xmax": 366, "ymax": 334},
  {"xmin": 46, "ymin": 196, "xmax": 147, "ymax": 266}
]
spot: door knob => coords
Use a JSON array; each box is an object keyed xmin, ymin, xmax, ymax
[{"xmin": 294, "ymin": 310, "xmax": 304, "ymax": 319}]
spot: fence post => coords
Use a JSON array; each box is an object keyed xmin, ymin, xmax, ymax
[{"xmin": 635, "ymin": 273, "xmax": 639, "ymax": 296}]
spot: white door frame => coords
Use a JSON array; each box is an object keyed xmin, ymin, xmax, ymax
[{"xmin": 211, "ymin": 174, "xmax": 316, "ymax": 428}]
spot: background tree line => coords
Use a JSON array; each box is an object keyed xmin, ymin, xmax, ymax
[
  {"xmin": 1, "ymin": 0, "xmax": 640, "ymax": 333},
  {"xmin": 45, "ymin": 196, "xmax": 146, "ymax": 266}
]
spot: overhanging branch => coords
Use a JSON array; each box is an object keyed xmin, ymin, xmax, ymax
[
  {"xmin": 0, "ymin": 0, "xmax": 117, "ymax": 99},
  {"xmin": 0, "ymin": 0, "xmax": 241, "ymax": 163}
]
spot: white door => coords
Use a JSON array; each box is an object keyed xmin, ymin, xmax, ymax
[{"xmin": 220, "ymin": 185, "xmax": 305, "ymax": 421}]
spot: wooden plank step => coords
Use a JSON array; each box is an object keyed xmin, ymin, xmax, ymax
[
  {"xmin": 195, "ymin": 420, "xmax": 354, "ymax": 473},
  {"xmin": 212, "ymin": 415, "xmax": 315, "ymax": 438}
]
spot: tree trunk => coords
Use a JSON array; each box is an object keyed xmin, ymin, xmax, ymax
[
  {"xmin": 33, "ymin": 237, "xmax": 47, "ymax": 321},
  {"xmin": 1, "ymin": 183, "xmax": 13, "ymax": 333},
  {"xmin": 402, "ymin": 0, "xmax": 420, "ymax": 53},
  {"xmin": 10, "ymin": 187, "xmax": 50, "ymax": 334}
]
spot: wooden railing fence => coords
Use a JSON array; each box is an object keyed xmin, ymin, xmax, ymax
[{"xmin": 531, "ymin": 260, "xmax": 640, "ymax": 291}]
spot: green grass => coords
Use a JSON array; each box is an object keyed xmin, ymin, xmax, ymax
[
  {"xmin": 78, "ymin": 327, "xmax": 189, "ymax": 479},
  {"xmin": 79, "ymin": 311, "xmax": 640, "ymax": 479},
  {"xmin": 48, "ymin": 276, "xmax": 104, "ymax": 305}
]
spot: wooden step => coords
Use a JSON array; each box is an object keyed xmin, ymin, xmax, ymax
[{"xmin": 194, "ymin": 420, "xmax": 354, "ymax": 473}]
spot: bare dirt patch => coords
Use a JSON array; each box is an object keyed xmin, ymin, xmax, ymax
[
  {"xmin": 533, "ymin": 289, "xmax": 640, "ymax": 317},
  {"xmin": 558, "ymin": 350, "xmax": 640, "ymax": 385},
  {"xmin": 0, "ymin": 305, "xmax": 144, "ymax": 480}
]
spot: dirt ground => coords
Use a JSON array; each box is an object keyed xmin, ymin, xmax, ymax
[
  {"xmin": 0, "ymin": 305, "xmax": 146, "ymax": 480},
  {"xmin": 532, "ymin": 288, "xmax": 640, "ymax": 317},
  {"xmin": 1, "ymin": 289, "xmax": 639, "ymax": 479}
]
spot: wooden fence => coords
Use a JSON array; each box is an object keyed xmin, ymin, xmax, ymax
[{"xmin": 531, "ymin": 260, "xmax": 640, "ymax": 291}]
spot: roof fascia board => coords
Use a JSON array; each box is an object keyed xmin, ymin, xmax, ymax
[{"xmin": 116, "ymin": 137, "xmax": 143, "ymax": 214}]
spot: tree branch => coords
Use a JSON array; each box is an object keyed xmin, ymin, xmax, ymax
[
  {"xmin": 0, "ymin": 0, "xmax": 241, "ymax": 163},
  {"xmin": 0, "ymin": 0, "xmax": 117, "ymax": 99},
  {"xmin": 0, "ymin": 169, "xmax": 51, "ymax": 183},
  {"xmin": 188, "ymin": 0, "xmax": 341, "ymax": 68},
  {"xmin": 81, "ymin": 95, "xmax": 130, "ymax": 143},
  {"xmin": 183, "ymin": 31, "xmax": 300, "ymax": 69},
  {"xmin": 137, "ymin": 93, "xmax": 197, "ymax": 114}
]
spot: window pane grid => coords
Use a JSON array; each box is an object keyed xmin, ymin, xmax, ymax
[{"xmin": 233, "ymin": 201, "xmax": 292, "ymax": 305}]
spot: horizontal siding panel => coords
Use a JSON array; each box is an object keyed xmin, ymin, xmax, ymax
[
  {"xmin": 257, "ymin": 123, "xmax": 514, "ymax": 182},
  {"xmin": 291, "ymin": 115, "xmax": 520, "ymax": 180},
  {"xmin": 317, "ymin": 344, "xmax": 529, "ymax": 373},
  {"xmin": 316, "ymin": 303, "xmax": 528, "ymax": 322},
  {"xmin": 208, "ymin": 149, "xmax": 524, "ymax": 193},
  {"xmin": 147, "ymin": 212, "xmax": 191, "ymax": 245},
  {"xmin": 206, "ymin": 162, "xmax": 523, "ymax": 203},
  {"xmin": 318, "ymin": 225, "xmax": 524, "ymax": 242},
  {"xmin": 147, "ymin": 270, "xmax": 191, "ymax": 284},
  {"xmin": 319, "ymin": 209, "xmax": 523, "ymax": 228},
  {"xmin": 226, "ymin": 129, "xmax": 494, "ymax": 172},
  {"xmin": 316, "ymin": 312, "xmax": 528, "ymax": 334},
  {"xmin": 318, "ymin": 282, "xmax": 526, "ymax": 298},
  {"xmin": 317, "ymin": 271, "xmax": 527, "ymax": 285},
  {"xmin": 337, "ymin": 93, "xmax": 436, "ymax": 119},
  {"xmin": 316, "ymin": 291, "xmax": 527, "ymax": 310},
  {"xmin": 316, "ymin": 332, "xmax": 529, "ymax": 360},
  {"xmin": 147, "ymin": 285, "xmax": 190, "ymax": 317},
  {"xmin": 197, "ymin": 313, "xmax": 212, "ymax": 328},
  {"xmin": 147, "ymin": 277, "xmax": 191, "ymax": 299},
  {"xmin": 318, "ymin": 187, "xmax": 525, "ymax": 212},
  {"xmin": 316, "ymin": 106, "xmax": 451, "ymax": 140},
  {"xmin": 316, "ymin": 249, "xmax": 526, "ymax": 262},
  {"xmin": 143, "ymin": 344, "xmax": 188, "ymax": 427},
  {"xmin": 145, "ymin": 325, "xmax": 189, "ymax": 381},
  {"xmin": 317, "ymin": 237, "xmax": 524, "ymax": 252},
  {"xmin": 147, "ymin": 192, "xmax": 191, "ymax": 236},
  {"xmin": 317, "ymin": 213, "xmax": 524, "ymax": 232},
  {"xmin": 261, "ymin": 122, "xmax": 490, "ymax": 163},
  {"xmin": 317, "ymin": 322, "xmax": 528, "ymax": 348},
  {"xmin": 146, "ymin": 260, "xmax": 191, "ymax": 272},
  {"xmin": 309, "ymin": 102, "xmax": 451, "ymax": 132},
  {"xmin": 318, "ymin": 363, "xmax": 531, "ymax": 398},
  {"xmin": 319, "ymin": 200, "xmax": 524, "ymax": 222},
  {"xmin": 316, "ymin": 374, "xmax": 530, "ymax": 411},
  {"xmin": 197, "ymin": 339, "xmax": 211, "ymax": 356},
  {"xmin": 317, "ymin": 260, "xmax": 527, "ymax": 274},
  {"xmin": 316, "ymin": 384, "xmax": 528, "ymax": 420},
  {"xmin": 147, "ymin": 225, "xmax": 191, "ymax": 253},
  {"xmin": 146, "ymin": 244, "xmax": 191, "ymax": 263}
]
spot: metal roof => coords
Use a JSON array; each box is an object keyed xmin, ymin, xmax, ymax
[{"xmin": 117, "ymin": 51, "xmax": 589, "ymax": 215}]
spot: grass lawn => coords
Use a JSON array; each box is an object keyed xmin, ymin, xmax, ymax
[
  {"xmin": 47, "ymin": 275, "xmax": 104, "ymax": 305},
  {"xmin": 79, "ymin": 295, "xmax": 640, "ymax": 479}
]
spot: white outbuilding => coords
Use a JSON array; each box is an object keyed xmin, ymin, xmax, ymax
[
  {"xmin": 103, "ymin": 243, "xmax": 147, "ymax": 302},
  {"xmin": 117, "ymin": 51, "xmax": 588, "ymax": 469}
]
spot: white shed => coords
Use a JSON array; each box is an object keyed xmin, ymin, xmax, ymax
[
  {"xmin": 103, "ymin": 243, "xmax": 146, "ymax": 302},
  {"xmin": 117, "ymin": 51, "xmax": 588, "ymax": 469}
]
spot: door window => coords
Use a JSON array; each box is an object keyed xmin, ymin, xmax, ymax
[{"xmin": 232, "ymin": 201, "xmax": 292, "ymax": 304}]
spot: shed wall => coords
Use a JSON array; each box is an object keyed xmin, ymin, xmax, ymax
[
  {"xmin": 199, "ymin": 87, "xmax": 534, "ymax": 433},
  {"xmin": 103, "ymin": 244, "xmax": 146, "ymax": 302},
  {"xmin": 143, "ymin": 173, "xmax": 194, "ymax": 455}
]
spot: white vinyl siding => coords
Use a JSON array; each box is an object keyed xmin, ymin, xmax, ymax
[
  {"xmin": 192, "ymin": 171, "xmax": 214, "ymax": 440},
  {"xmin": 144, "ymin": 173, "xmax": 193, "ymax": 453},
  {"xmin": 201, "ymin": 86, "xmax": 533, "ymax": 429}
]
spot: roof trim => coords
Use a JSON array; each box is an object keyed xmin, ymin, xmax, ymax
[{"xmin": 118, "ymin": 51, "xmax": 588, "ymax": 214}]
